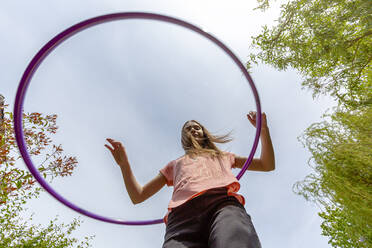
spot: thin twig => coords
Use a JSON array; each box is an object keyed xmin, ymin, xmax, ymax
[{"xmin": 0, "ymin": 94, "xmax": 4, "ymax": 135}]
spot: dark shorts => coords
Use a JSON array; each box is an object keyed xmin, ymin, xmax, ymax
[{"xmin": 162, "ymin": 187, "xmax": 262, "ymax": 248}]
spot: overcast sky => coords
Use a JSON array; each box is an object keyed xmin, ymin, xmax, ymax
[{"xmin": 1, "ymin": 1, "xmax": 336, "ymax": 247}]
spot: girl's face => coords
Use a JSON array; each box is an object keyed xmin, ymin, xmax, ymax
[{"xmin": 184, "ymin": 121, "xmax": 204, "ymax": 142}]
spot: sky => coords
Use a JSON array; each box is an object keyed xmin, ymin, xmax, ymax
[{"xmin": 1, "ymin": 1, "xmax": 336, "ymax": 247}]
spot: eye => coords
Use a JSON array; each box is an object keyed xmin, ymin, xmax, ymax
[{"xmin": 194, "ymin": 126, "xmax": 200, "ymax": 130}]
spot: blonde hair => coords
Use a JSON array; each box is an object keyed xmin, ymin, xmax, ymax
[{"xmin": 181, "ymin": 120, "xmax": 233, "ymax": 159}]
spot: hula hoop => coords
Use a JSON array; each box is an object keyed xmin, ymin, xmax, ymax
[{"xmin": 14, "ymin": 12, "xmax": 262, "ymax": 225}]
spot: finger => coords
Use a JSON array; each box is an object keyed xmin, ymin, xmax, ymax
[
  {"xmin": 106, "ymin": 139, "xmax": 118, "ymax": 149},
  {"xmin": 107, "ymin": 139, "xmax": 121, "ymax": 148},
  {"xmin": 246, "ymin": 115, "xmax": 256, "ymax": 126},
  {"xmin": 247, "ymin": 115, "xmax": 254, "ymax": 122},
  {"xmin": 104, "ymin": 144, "xmax": 114, "ymax": 153},
  {"xmin": 260, "ymin": 112, "xmax": 267, "ymax": 121},
  {"xmin": 106, "ymin": 138, "xmax": 115, "ymax": 145}
]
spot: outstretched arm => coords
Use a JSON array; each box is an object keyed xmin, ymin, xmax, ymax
[
  {"xmin": 234, "ymin": 112, "xmax": 275, "ymax": 172},
  {"xmin": 105, "ymin": 138, "xmax": 167, "ymax": 204}
]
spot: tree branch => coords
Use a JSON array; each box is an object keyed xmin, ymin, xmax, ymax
[{"xmin": 345, "ymin": 30, "xmax": 372, "ymax": 47}]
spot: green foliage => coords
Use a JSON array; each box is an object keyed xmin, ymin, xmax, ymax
[
  {"xmin": 294, "ymin": 103, "xmax": 372, "ymax": 247},
  {"xmin": 0, "ymin": 196, "xmax": 94, "ymax": 248},
  {"xmin": 0, "ymin": 106, "xmax": 93, "ymax": 247},
  {"xmin": 250, "ymin": 0, "xmax": 371, "ymax": 107},
  {"xmin": 319, "ymin": 205, "xmax": 370, "ymax": 248},
  {"xmin": 251, "ymin": 0, "xmax": 372, "ymax": 247},
  {"xmin": 254, "ymin": 0, "xmax": 271, "ymax": 11}
]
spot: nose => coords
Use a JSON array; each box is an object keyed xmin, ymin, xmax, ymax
[{"xmin": 192, "ymin": 127, "xmax": 199, "ymax": 133}]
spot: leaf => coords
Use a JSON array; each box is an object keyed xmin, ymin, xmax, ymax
[{"xmin": 16, "ymin": 180, "xmax": 22, "ymax": 189}]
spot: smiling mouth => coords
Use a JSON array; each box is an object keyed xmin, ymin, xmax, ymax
[{"xmin": 193, "ymin": 134, "xmax": 204, "ymax": 141}]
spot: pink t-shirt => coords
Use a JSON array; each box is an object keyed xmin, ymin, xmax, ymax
[{"xmin": 160, "ymin": 152, "xmax": 245, "ymax": 224}]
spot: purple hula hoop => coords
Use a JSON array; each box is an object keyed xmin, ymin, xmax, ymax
[{"xmin": 14, "ymin": 12, "xmax": 261, "ymax": 225}]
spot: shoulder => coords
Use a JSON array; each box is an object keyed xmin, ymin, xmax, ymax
[
  {"xmin": 174, "ymin": 154, "xmax": 187, "ymax": 163},
  {"xmin": 222, "ymin": 151, "xmax": 235, "ymax": 160},
  {"xmin": 167, "ymin": 155, "xmax": 187, "ymax": 167}
]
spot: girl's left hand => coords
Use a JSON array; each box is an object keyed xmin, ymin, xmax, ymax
[{"xmin": 247, "ymin": 111, "xmax": 268, "ymax": 129}]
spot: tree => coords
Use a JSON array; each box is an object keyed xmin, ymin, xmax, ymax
[
  {"xmin": 295, "ymin": 102, "xmax": 371, "ymax": 247},
  {"xmin": 0, "ymin": 101, "xmax": 94, "ymax": 247},
  {"xmin": 249, "ymin": 0, "xmax": 371, "ymax": 108},
  {"xmin": 1, "ymin": 199, "xmax": 92, "ymax": 248},
  {"xmin": 250, "ymin": 0, "xmax": 372, "ymax": 247}
]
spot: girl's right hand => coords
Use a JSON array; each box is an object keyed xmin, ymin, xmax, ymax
[
  {"xmin": 105, "ymin": 138, "xmax": 129, "ymax": 167},
  {"xmin": 247, "ymin": 111, "xmax": 268, "ymax": 130}
]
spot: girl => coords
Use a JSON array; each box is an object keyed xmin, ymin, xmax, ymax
[{"xmin": 105, "ymin": 111, "xmax": 275, "ymax": 248}]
